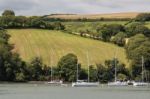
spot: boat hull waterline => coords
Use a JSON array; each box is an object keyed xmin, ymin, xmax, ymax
[
  {"xmin": 108, "ymin": 81, "xmax": 128, "ymax": 86},
  {"xmin": 72, "ymin": 82, "xmax": 99, "ymax": 87},
  {"xmin": 133, "ymin": 82, "xmax": 149, "ymax": 87}
]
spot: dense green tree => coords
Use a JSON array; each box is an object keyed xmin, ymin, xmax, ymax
[
  {"xmin": 0, "ymin": 29, "xmax": 12, "ymax": 80},
  {"xmin": 0, "ymin": 15, "xmax": 15, "ymax": 28},
  {"xmin": 0, "ymin": 10, "xmax": 65, "ymax": 30},
  {"xmin": 77, "ymin": 29, "xmax": 87, "ymax": 37},
  {"xmin": 0, "ymin": 28, "xmax": 27, "ymax": 81},
  {"xmin": 2, "ymin": 10, "xmax": 15, "ymax": 16},
  {"xmin": 44, "ymin": 22, "xmax": 54, "ymax": 30},
  {"xmin": 135, "ymin": 13, "xmax": 150, "ymax": 21},
  {"xmin": 53, "ymin": 22, "xmax": 65, "ymax": 30},
  {"xmin": 78, "ymin": 68, "xmax": 88, "ymax": 80},
  {"xmin": 97, "ymin": 64, "xmax": 110, "ymax": 83},
  {"xmin": 57, "ymin": 53, "xmax": 78, "ymax": 82},
  {"xmin": 30, "ymin": 17, "xmax": 45, "ymax": 28},
  {"xmin": 97, "ymin": 24, "xmax": 124, "ymax": 41},
  {"xmin": 117, "ymin": 73, "xmax": 127, "ymax": 81},
  {"xmin": 111, "ymin": 32, "xmax": 127, "ymax": 46},
  {"xmin": 13, "ymin": 16, "xmax": 28, "ymax": 28},
  {"xmin": 126, "ymin": 34, "xmax": 149, "ymax": 60},
  {"xmin": 89, "ymin": 65, "xmax": 98, "ymax": 82},
  {"xmin": 125, "ymin": 23, "xmax": 150, "ymax": 37},
  {"xmin": 10, "ymin": 53, "xmax": 27, "ymax": 81},
  {"xmin": 125, "ymin": 34, "xmax": 150, "ymax": 80},
  {"xmin": 0, "ymin": 16, "xmax": 28, "ymax": 28},
  {"xmin": 28, "ymin": 57, "xmax": 44, "ymax": 81},
  {"xmin": 103, "ymin": 59, "xmax": 129, "ymax": 82},
  {"xmin": 117, "ymin": 63, "xmax": 129, "ymax": 78}
]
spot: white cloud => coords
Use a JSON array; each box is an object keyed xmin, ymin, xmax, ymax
[{"xmin": 0, "ymin": 0, "xmax": 150, "ymax": 15}]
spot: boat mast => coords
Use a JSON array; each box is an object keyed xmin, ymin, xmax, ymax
[
  {"xmin": 50, "ymin": 49, "xmax": 55, "ymax": 82},
  {"xmin": 142, "ymin": 56, "xmax": 144, "ymax": 82},
  {"xmin": 114, "ymin": 59, "xmax": 117, "ymax": 82},
  {"xmin": 114, "ymin": 49, "xmax": 117, "ymax": 82},
  {"xmin": 87, "ymin": 51, "xmax": 90, "ymax": 82},
  {"xmin": 76, "ymin": 62, "xmax": 78, "ymax": 82},
  {"xmin": 50, "ymin": 54, "xmax": 53, "ymax": 82}
]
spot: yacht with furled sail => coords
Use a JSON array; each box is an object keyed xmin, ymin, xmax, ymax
[
  {"xmin": 108, "ymin": 49, "xmax": 128, "ymax": 86},
  {"xmin": 72, "ymin": 51, "xmax": 99, "ymax": 87},
  {"xmin": 48, "ymin": 51, "xmax": 63, "ymax": 85},
  {"xmin": 133, "ymin": 56, "xmax": 149, "ymax": 87}
]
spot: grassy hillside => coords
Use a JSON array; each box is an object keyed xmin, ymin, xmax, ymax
[
  {"xmin": 63, "ymin": 21, "xmax": 127, "ymax": 33},
  {"xmin": 8, "ymin": 29, "xmax": 128, "ymax": 67},
  {"xmin": 145, "ymin": 22, "xmax": 150, "ymax": 28},
  {"xmin": 47, "ymin": 12, "xmax": 139, "ymax": 19}
]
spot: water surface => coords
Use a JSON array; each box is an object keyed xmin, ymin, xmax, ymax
[{"xmin": 0, "ymin": 84, "xmax": 150, "ymax": 99}]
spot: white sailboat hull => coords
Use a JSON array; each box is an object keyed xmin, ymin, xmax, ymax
[
  {"xmin": 72, "ymin": 82, "xmax": 99, "ymax": 87},
  {"xmin": 133, "ymin": 82, "xmax": 149, "ymax": 86},
  {"xmin": 108, "ymin": 81, "xmax": 128, "ymax": 86},
  {"xmin": 48, "ymin": 80, "xmax": 63, "ymax": 84}
]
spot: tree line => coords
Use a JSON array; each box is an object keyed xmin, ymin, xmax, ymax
[
  {"xmin": 44, "ymin": 13, "xmax": 150, "ymax": 22},
  {"xmin": 43, "ymin": 16, "xmax": 131, "ymax": 22},
  {"xmin": 63, "ymin": 13, "xmax": 150, "ymax": 47},
  {"xmin": 0, "ymin": 10, "xmax": 65, "ymax": 30},
  {"xmin": 41, "ymin": 13, "xmax": 150, "ymax": 22},
  {"xmin": 135, "ymin": 13, "xmax": 150, "ymax": 21},
  {"xmin": 66, "ymin": 22, "xmax": 150, "ymax": 47}
]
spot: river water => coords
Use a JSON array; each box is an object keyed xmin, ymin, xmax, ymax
[{"xmin": 0, "ymin": 83, "xmax": 150, "ymax": 99}]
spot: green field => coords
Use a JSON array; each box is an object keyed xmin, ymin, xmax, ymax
[
  {"xmin": 47, "ymin": 12, "xmax": 139, "ymax": 19},
  {"xmin": 8, "ymin": 29, "xmax": 128, "ymax": 67},
  {"xmin": 63, "ymin": 21, "xmax": 150, "ymax": 33},
  {"xmin": 63, "ymin": 21, "xmax": 127, "ymax": 33},
  {"xmin": 145, "ymin": 22, "xmax": 150, "ymax": 28}
]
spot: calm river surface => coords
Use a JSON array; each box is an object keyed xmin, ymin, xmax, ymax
[{"xmin": 0, "ymin": 83, "xmax": 150, "ymax": 99}]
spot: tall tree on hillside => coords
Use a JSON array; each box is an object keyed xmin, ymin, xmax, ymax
[
  {"xmin": 97, "ymin": 24, "xmax": 124, "ymax": 41},
  {"xmin": 125, "ymin": 22, "xmax": 150, "ymax": 37},
  {"xmin": 135, "ymin": 13, "xmax": 150, "ymax": 21},
  {"xmin": 111, "ymin": 32, "xmax": 127, "ymax": 46},
  {"xmin": 53, "ymin": 22, "xmax": 65, "ymax": 30},
  {"xmin": 2, "ymin": 10, "xmax": 15, "ymax": 16}
]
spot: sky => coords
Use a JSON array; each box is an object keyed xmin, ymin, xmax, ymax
[{"xmin": 0, "ymin": 0, "xmax": 150, "ymax": 16}]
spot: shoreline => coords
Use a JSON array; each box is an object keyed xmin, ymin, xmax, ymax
[{"xmin": 0, "ymin": 81, "xmax": 72, "ymax": 85}]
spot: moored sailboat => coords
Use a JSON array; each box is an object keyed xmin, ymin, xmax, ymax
[
  {"xmin": 108, "ymin": 49, "xmax": 128, "ymax": 86},
  {"xmin": 72, "ymin": 80, "xmax": 99, "ymax": 87},
  {"xmin": 48, "ymin": 52, "xmax": 63, "ymax": 85},
  {"xmin": 72, "ymin": 51, "xmax": 99, "ymax": 87},
  {"xmin": 133, "ymin": 56, "xmax": 149, "ymax": 87}
]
